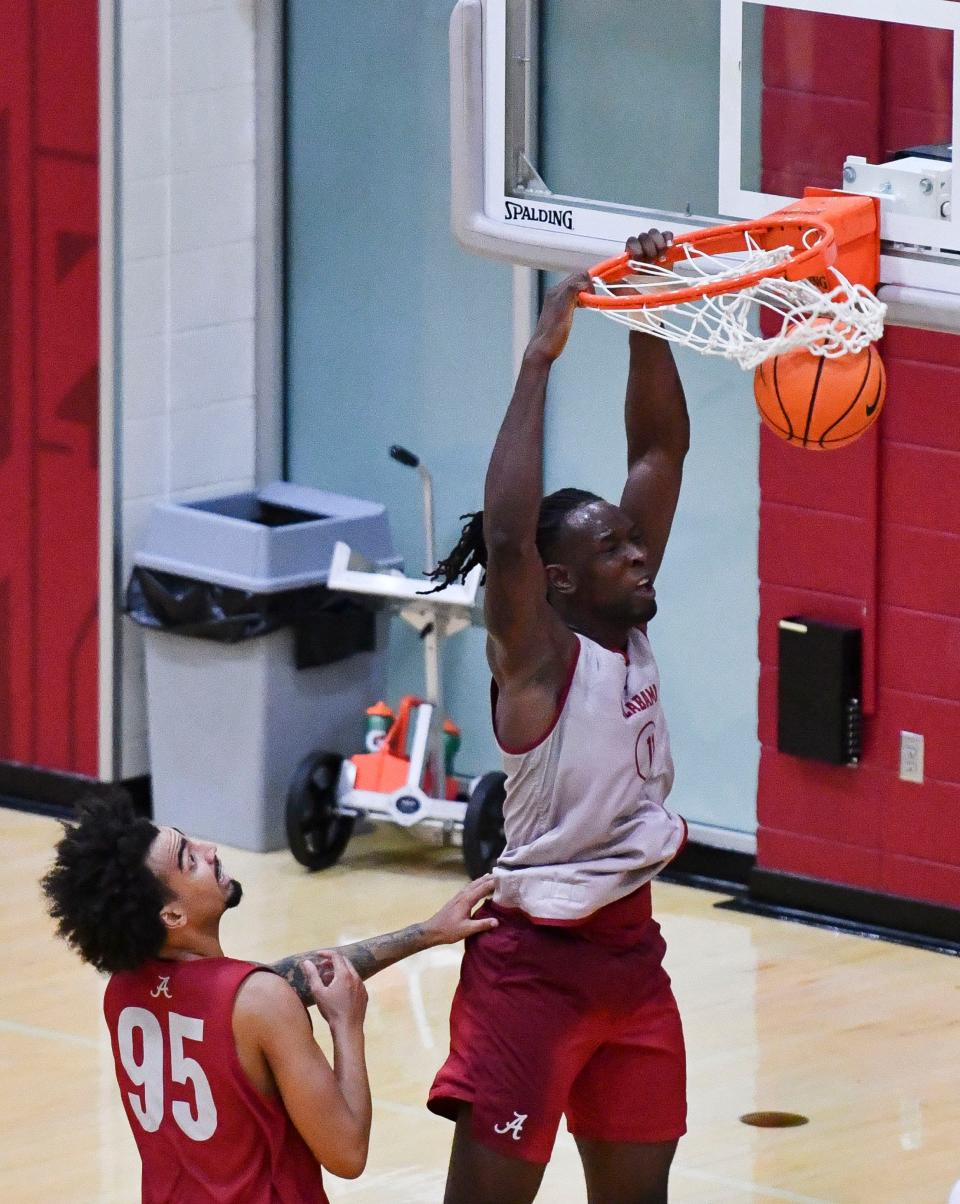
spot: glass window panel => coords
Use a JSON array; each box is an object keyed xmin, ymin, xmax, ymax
[
  {"xmin": 536, "ymin": 0, "xmax": 725, "ymax": 220},
  {"xmin": 740, "ymin": 6, "xmax": 953, "ymax": 198}
]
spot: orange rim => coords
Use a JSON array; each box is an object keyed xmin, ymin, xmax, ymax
[{"xmin": 579, "ymin": 216, "xmax": 837, "ymax": 310}]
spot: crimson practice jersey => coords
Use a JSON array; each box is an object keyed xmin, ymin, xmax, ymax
[{"xmin": 103, "ymin": 957, "xmax": 326, "ymax": 1204}]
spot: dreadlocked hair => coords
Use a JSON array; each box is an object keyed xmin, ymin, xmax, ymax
[
  {"xmin": 41, "ymin": 792, "xmax": 173, "ymax": 974},
  {"xmin": 427, "ymin": 488, "xmax": 603, "ymax": 591}
]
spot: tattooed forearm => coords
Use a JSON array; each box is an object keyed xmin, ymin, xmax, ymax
[
  {"xmin": 336, "ymin": 924, "xmax": 431, "ymax": 978},
  {"xmin": 267, "ymin": 922, "xmax": 435, "ymax": 1006},
  {"xmin": 270, "ymin": 956, "xmax": 315, "ymax": 1006}
]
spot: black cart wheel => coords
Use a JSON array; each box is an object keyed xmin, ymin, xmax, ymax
[
  {"xmin": 463, "ymin": 771, "xmax": 507, "ymax": 879},
  {"xmin": 286, "ymin": 751, "xmax": 356, "ymax": 870}
]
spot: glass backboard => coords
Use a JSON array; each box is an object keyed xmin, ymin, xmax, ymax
[{"xmin": 450, "ymin": 0, "xmax": 960, "ymax": 323}]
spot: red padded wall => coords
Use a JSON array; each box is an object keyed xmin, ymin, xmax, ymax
[
  {"xmin": 760, "ymin": 13, "xmax": 883, "ymax": 199},
  {"xmin": 0, "ymin": 0, "xmax": 99, "ymax": 776},
  {"xmin": 757, "ymin": 13, "xmax": 960, "ymax": 908}
]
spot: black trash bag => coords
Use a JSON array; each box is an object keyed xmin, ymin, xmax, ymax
[{"xmin": 125, "ymin": 566, "xmax": 377, "ymax": 667}]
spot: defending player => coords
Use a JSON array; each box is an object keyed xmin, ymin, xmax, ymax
[
  {"xmin": 42, "ymin": 793, "xmax": 497, "ymax": 1203},
  {"xmin": 427, "ymin": 231, "xmax": 690, "ymax": 1204}
]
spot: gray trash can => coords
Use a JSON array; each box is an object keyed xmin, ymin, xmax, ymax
[{"xmin": 130, "ymin": 482, "xmax": 400, "ymax": 852}]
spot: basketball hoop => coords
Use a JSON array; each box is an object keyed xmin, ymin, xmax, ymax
[{"xmin": 579, "ymin": 191, "xmax": 886, "ymax": 371}]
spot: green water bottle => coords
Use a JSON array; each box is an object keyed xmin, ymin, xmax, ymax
[
  {"xmin": 364, "ymin": 701, "xmax": 394, "ymax": 752},
  {"xmin": 442, "ymin": 718, "xmax": 462, "ymax": 775}
]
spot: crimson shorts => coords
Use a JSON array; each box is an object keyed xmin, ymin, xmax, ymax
[{"xmin": 428, "ymin": 891, "xmax": 686, "ymax": 1164}]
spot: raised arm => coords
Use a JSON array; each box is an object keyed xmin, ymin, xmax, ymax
[
  {"xmin": 268, "ymin": 874, "xmax": 498, "ymax": 1005},
  {"xmin": 483, "ymin": 275, "xmax": 585, "ymax": 703},
  {"xmin": 618, "ymin": 233, "xmax": 690, "ymax": 582}
]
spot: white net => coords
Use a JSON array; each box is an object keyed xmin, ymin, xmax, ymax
[{"xmin": 588, "ymin": 233, "xmax": 886, "ymax": 371}]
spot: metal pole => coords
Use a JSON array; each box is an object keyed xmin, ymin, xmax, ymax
[
  {"xmin": 418, "ymin": 463, "xmax": 436, "ymax": 572},
  {"xmin": 423, "ymin": 621, "xmax": 445, "ymax": 791}
]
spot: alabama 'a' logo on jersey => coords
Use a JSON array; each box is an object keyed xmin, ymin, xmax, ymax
[{"xmin": 150, "ymin": 975, "xmax": 172, "ymax": 999}]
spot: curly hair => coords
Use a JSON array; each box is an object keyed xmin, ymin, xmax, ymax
[
  {"xmin": 41, "ymin": 794, "xmax": 173, "ymax": 974},
  {"xmin": 427, "ymin": 487, "xmax": 603, "ymax": 591}
]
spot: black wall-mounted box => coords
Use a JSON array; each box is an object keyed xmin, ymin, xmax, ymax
[{"xmin": 777, "ymin": 618, "xmax": 862, "ymax": 766}]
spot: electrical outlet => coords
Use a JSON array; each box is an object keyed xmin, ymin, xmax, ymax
[{"xmin": 899, "ymin": 731, "xmax": 924, "ymax": 784}]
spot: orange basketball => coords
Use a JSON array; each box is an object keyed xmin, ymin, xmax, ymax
[{"xmin": 753, "ymin": 342, "xmax": 885, "ymax": 450}]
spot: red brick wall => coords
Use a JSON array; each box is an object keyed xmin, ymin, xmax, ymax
[
  {"xmin": 757, "ymin": 12, "xmax": 960, "ymax": 907},
  {"xmin": 0, "ymin": 0, "xmax": 100, "ymax": 776}
]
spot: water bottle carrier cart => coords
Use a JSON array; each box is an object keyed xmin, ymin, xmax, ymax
[{"xmin": 285, "ymin": 448, "xmax": 506, "ymax": 877}]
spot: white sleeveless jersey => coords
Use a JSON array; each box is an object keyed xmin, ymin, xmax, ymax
[{"xmin": 493, "ymin": 627, "xmax": 685, "ymax": 922}]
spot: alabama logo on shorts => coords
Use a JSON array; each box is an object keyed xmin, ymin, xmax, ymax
[{"xmin": 493, "ymin": 1111, "xmax": 527, "ymax": 1141}]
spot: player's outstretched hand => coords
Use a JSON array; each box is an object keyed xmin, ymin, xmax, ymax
[
  {"xmin": 423, "ymin": 873, "xmax": 499, "ymax": 946},
  {"xmin": 626, "ymin": 228, "xmax": 673, "ymax": 264},
  {"xmin": 302, "ymin": 950, "xmax": 368, "ymax": 1031},
  {"xmin": 527, "ymin": 270, "xmax": 594, "ymax": 364}
]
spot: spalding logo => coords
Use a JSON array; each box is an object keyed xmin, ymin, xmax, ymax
[{"xmin": 505, "ymin": 200, "xmax": 574, "ymax": 230}]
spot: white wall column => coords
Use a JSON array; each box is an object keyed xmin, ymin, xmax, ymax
[{"xmin": 110, "ymin": 0, "xmax": 283, "ymax": 778}]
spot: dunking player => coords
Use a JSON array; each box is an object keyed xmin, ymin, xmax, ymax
[
  {"xmin": 42, "ymin": 794, "xmax": 496, "ymax": 1203},
  {"xmin": 427, "ymin": 231, "xmax": 690, "ymax": 1204}
]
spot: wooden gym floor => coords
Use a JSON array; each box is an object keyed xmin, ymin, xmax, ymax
[{"xmin": 3, "ymin": 806, "xmax": 958, "ymax": 1204}]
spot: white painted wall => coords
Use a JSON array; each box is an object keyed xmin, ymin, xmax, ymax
[{"xmin": 115, "ymin": 0, "xmax": 264, "ymax": 777}]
